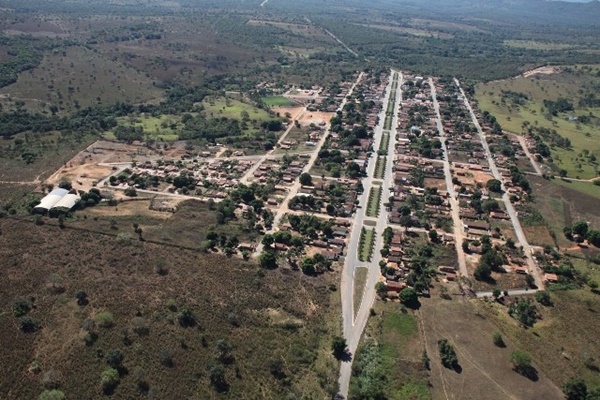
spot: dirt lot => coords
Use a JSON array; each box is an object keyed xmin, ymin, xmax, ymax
[
  {"xmin": 420, "ymin": 290, "xmax": 563, "ymax": 400},
  {"xmin": 273, "ymin": 106, "xmax": 304, "ymax": 120},
  {"xmin": 298, "ymin": 111, "xmax": 334, "ymax": 127}
]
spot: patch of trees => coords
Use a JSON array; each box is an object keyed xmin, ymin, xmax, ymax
[
  {"xmin": 509, "ymin": 298, "xmax": 538, "ymax": 327},
  {"xmin": 565, "ymin": 221, "xmax": 600, "ymax": 248},
  {"xmin": 287, "ymin": 213, "xmax": 333, "ymax": 239},
  {"xmin": 500, "ymin": 90, "xmax": 529, "ymax": 106},
  {"xmin": 474, "ymin": 236, "xmax": 508, "ymax": 281},
  {"xmin": 437, "ymin": 339, "xmax": 459, "ymax": 369},
  {"xmin": 509, "ymin": 166, "xmax": 531, "ymax": 193},
  {"xmin": 531, "ymin": 127, "xmax": 571, "ymax": 149},
  {"xmin": 543, "ymin": 97, "xmax": 574, "ymax": 116},
  {"xmin": 0, "ymin": 35, "xmax": 42, "ymax": 88}
]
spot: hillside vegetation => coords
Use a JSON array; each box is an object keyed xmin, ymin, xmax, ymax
[{"xmin": 0, "ymin": 218, "xmax": 340, "ymax": 399}]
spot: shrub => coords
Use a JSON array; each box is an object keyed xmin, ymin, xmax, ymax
[
  {"xmin": 563, "ymin": 377, "xmax": 588, "ymax": 400},
  {"xmin": 95, "ymin": 311, "xmax": 114, "ymax": 328},
  {"xmin": 177, "ymin": 307, "xmax": 195, "ymax": 327},
  {"xmin": 160, "ymin": 349, "xmax": 174, "ymax": 367},
  {"xmin": 100, "ymin": 368, "xmax": 120, "ymax": 393},
  {"xmin": 510, "ymin": 350, "xmax": 532, "ymax": 374},
  {"xmin": 106, "ymin": 349, "xmax": 124, "ymax": 368},
  {"xmin": 492, "ymin": 332, "xmax": 505, "ymax": 347},
  {"xmin": 20, "ymin": 316, "xmax": 40, "ymax": 333},
  {"xmin": 13, "ymin": 298, "xmax": 32, "ymax": 317},
  {"xmin": 438, "ymin": 339, "xmax": 458, "ymax": 369},
  {"xmin": 75, "ymin": 291, "xmax": 88, "ymax": 306},
  {"xmin": 535, "ymin": 290, "xmax": 552, "ymax": 306},
  {"xmin": 38, "ymin": 389, "xmax": 66, "ymax": 400},
  {"xmin": 331, "ymin": 336, "xmax": 347, "ymax": 359},
  {"xmin": 131, "ymin": 317, "xmax": 149, "ymax": 336}
]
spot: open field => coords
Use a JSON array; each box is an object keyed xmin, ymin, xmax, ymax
[
  {"xmin": 262, "ymin": 96, "xmax": 297, "ymax": 107},
  {"xmin": 477, "ymin": 289, "xmax": 600, "ymax": 390},
  {"xmin": 202, "ymin": 96, "xmax": 273, "ymax": 122},
  {"xmin": 420, "ymin": 292, "xmax": 563, "ymax": 399},
  {"xmin": 355, "ymin": 24, "xmax": 454, "ymax": 39},
  {"xmin": 353, "ymin": 267, "xmax": 368, "ymax": 318},
  {"xmin": 105, "ymin": 115, "xmax": 181, "ymax": 141},
  {"xmin": 475, "ymin": 66, "xmax": 600, "ymax": 178},
  {"xmin": 527, "ymin": 175, "xmax": 600, "ymax": 250},
  {"xmin": 0, "ymin": 217, "xmax": 340, "ymax": 399},
  {"xmin": 350, "ymin": 301, "xmax": 430, "ymax": 399}
]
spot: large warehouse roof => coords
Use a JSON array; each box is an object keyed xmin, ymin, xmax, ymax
[
  {"xmin": 52, "ymin": 193, "xmax": 81, "ymax": 210},
  {"xmin": 34, "ymin": 188, "xmax": 80, "ymax": 212}
]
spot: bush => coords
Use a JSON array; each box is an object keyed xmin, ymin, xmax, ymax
[
  {"xmin": 100, "ymin": 368, "xmax": 120, "ymax": 393},
  {"xmin": 95, "ymin": 311, "xmax": 114, "ymax": 328},
  {"xmin": 160, "ymin": 349, "xmax": 174, "ymax": 367},
  {"xmin": 563, "ymin": 377, "xmax": 588, "ymax": 400},
  {"xmin": 399, "ymin": 288, "xmax": 418, "ymax": 308},
  {"xmin": 75, "ymin": 290, "xmax": 88, "ymax": 306},
  {"xmin": 13, "ymin": 297, "xmax": 32, "ymax": 317},
  {"xmin": 535, "ymin": 290, "xmax": 552, "ymax": 306},
  {"xmin": 106, "ymin": 349, "xmax": 124, "ymax": 368},
  {"xmin": 438, "ymin": 339, "xmax": 458, "ymax": 369},
  {"xmin": 177, "ymin": 307, "xmax": 195, "ymax": 327},
  {"xmin": 38, "ymin": 389, "xmax": 66, "ymax": 400},
  {"xmin": 20, "ymin": 316, "xmax": 40, "ymax": 333},
  {"xmin": 492, "ymin": 332, "xmax": 505, "ymax": 347},
  {"xmin": 124, "ymin": 187, "xmax": 137, "ymax": 197},
  {"xmin": 331, "ymin": 336, "xmax": 348, "ymax": 359},
  {"xmin": 510, "ymin": 350, "xmax": 532, "ymax": 374}
]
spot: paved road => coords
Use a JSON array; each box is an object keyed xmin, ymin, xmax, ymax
[
  {"xmin": 338, "ymin": 70, "xmax": 402, "ymax": 398},
  {"xmin": 429, "ymin": 78, "xmax": 469, "ymax": 278},
  {"xmin": 253, "ymin": 72, "xmax": 365, "ymax": 258},
  {"xmin": 454, "ymin": 79, "xmax": 545, "ymax": 290}
]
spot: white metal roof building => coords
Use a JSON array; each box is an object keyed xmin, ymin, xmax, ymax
[{"xmin": 34, "ymin": 188, "xmax": 80, "ymax": 213}]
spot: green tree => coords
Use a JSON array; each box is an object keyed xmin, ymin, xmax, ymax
[
  {"xmin": 474, "ymin": 262, "xmax": 492, "ymax": 281},
  {"xmin": 299, "ymin": 172, "xmax": 312, "ymax": 186},
  {"xmin": 428, "ymin": 229, "xmax": 439, "ymax": 243},
  {"xmin": 572, "ymin": 221, "xmax": 589, "ymax": 237},
  {"xmin": 259, "ymin": 250, "xmax": 277, "ymax": 269},
  {"xmin": 301, "ymin": 257, "xmax": 316, "ymax": 275},
  {"xmin": 399, "ymin": 288, "xmax": 418, "ymax": 308},
  {"xmin": 331, "ymin": 336, "xmax": 347, "ymax": 359},
  {"xmin": 510, "ymin": 350, "xmax": 532, "ymax": 374},
  {"xmin": 375, "ymin": 281, "xmax": 387, "ymax": 299},
  {"xmin": 563, "ymin": 377, "xmax": 587, "ymax": 400},
  {"xmin": 261, "ymin": 234, "xmax": 274, "ymax": 248},
  {"xmin": 438, "ymin": 339, "xmax": 458, "ymax": 369},
  {"xmin": 486, "ymin": 179, "xmax": 502, "ymax": 193}
]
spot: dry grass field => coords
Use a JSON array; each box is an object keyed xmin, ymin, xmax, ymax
[
  {"xmin": 477, "ymin": 289, "xmax": 600, "ymax": 390},
  {"xmin": 421, "ymin": 292, "xmax": 563, "ymax": 400},
  {"xmin": 0, "ymin": 217, "xmax": 340, "ymax": 399}
]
